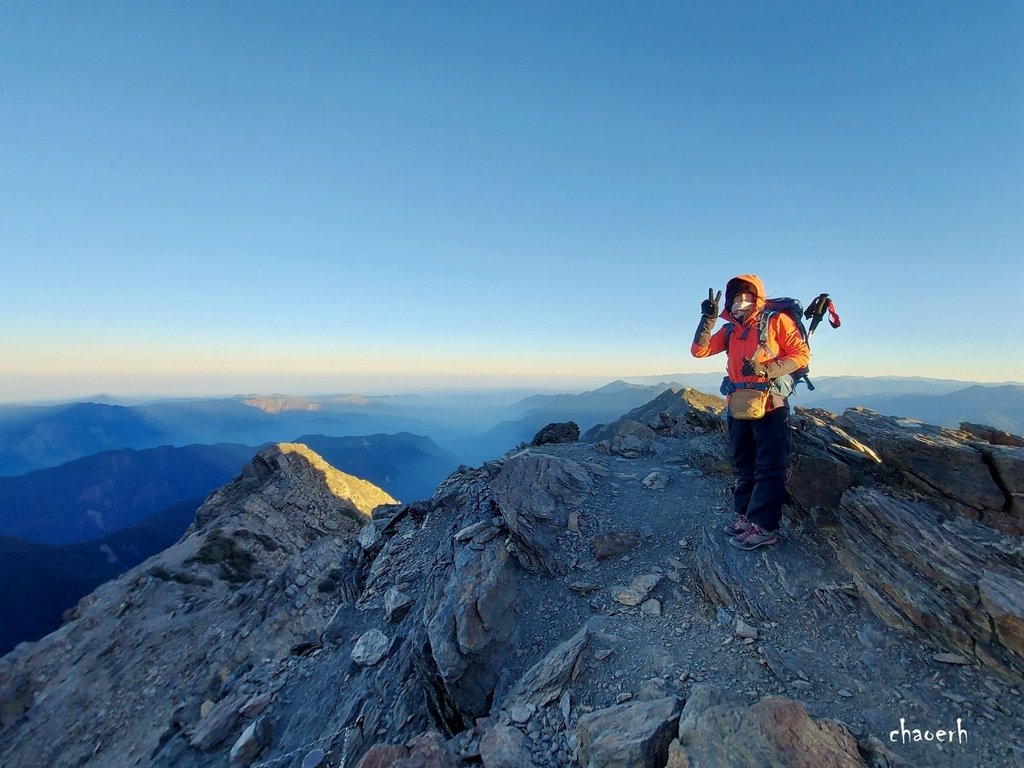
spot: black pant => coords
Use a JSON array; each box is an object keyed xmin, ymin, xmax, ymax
[{"xmin": 728, "ymin": 406, "xmax": 791, "ymax": 531}]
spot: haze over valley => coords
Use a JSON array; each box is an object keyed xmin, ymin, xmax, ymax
[{"xmin": 1, "ymin": 374, "xmax": 1020, "ymax": 655}]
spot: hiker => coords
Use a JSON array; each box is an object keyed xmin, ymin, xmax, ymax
[{"xmin": 691, "ymin": 274, "xmax": 810, "ymax": 550}]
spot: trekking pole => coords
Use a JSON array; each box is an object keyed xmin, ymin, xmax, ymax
[{"xmin": 804, "ymin": 293, "xmax": 841, "ymax": 337}]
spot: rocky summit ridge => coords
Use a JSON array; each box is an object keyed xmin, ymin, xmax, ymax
[{"xmin": 1, "ymin": 392, "xmax": 1023, "ymax": 768}]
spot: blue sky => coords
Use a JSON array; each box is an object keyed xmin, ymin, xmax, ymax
[{"xmin": 1, "ymin": 1, "xmax": 1022, "ymax": 401}]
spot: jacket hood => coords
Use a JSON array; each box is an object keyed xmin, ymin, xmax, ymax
[{"xmin": 722, "ymin": 274, "xmax": 767, "ymax": 325}]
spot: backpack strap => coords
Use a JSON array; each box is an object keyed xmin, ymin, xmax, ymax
[
  {"xmin": 748, "ymin": 309, "xmax": 775, "ymax": 364},
  {"xmin": 757, "ymin": 308, "xmax": 816, "ymax": 393},
  {"xmin": 757, "ymin": 309, "xmax": 775, "ymax": 346}
]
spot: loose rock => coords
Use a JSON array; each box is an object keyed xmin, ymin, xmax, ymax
[
  {"xmin": 358, "ymin": 523, "xmax": 381, "ymax": 551},
  {"xmin": 593, "ymin": 531, "xmax": 643, "ymax": 560},
  {"xmin": 642, "ymin": 472, "xmax": 670, "ymax": 490},
  {"xmin": 577, "ymin": 696, "xmax": 681, "ymax": 768},
  {"xmin": 480, "ymin": 723, "xmax": 538, "ymax": 768},
  {"xmin": 735, "ymin": 619, "xmax": 759, "ymax": 640},
  {"xmin": 229, "ymin": 716, "xmax": 271, "ymax": 766},
  {"xmin": 641, "ymin": 599, "xmax": 662, "ymax": 617},
  {"xmin": 351, "ymin": 629, "xmax": 391, "ymax": 666},
  {"xmin": 384, "ymin": 588, "xmax": 413, "ymax": 623}
]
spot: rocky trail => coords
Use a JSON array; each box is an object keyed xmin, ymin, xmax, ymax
[
  {"xmin": 2, "ymin": 389, "xmax": 1023, "ymax": 768},
  {"xmin": 488, "ymin": 438, "xmax": 1024, "ymax": 768}
]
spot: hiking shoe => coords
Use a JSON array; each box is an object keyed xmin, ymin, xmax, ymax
[
  {"xmin": 728, "ymin": 523, "xmax": 779, "ymax": 550},
  {"xmin": 723, "ymin": 515, "xmax": 749, "ymax": 537}
]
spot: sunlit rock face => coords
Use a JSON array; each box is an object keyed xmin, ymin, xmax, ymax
[{"xmin": 0, "ymin": 443, "xmax": 392, "ymax": 767}]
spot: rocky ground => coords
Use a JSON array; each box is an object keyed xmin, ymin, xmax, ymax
[
  {"xmin": 1, "ymin": 390, "xmax": 1022, "ymax": 768},
  {"xmin": 473, "ymin": 437, "xmax": 1023, "ymax": 767}
]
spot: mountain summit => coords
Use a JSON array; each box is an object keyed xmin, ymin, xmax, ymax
[
  {"xmin": 1, "ymin": 396, "xmax": 1022, "ymax": 767},
  {"xmin": 0, "ymin": 443, "xmax": 396, "ymax": 767}
]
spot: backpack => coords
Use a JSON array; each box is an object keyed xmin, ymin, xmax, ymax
[{"xmin": 721, "ymin": 297, "xmax": 813, "ymax": 397}]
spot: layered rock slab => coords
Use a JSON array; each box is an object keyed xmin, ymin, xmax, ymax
[
  {"xmin": 489, "ymin": 451, "xmax": 592, "ymax": 574},
  {"xmin": 836, "ymin": 409, "xmax": 1023, "ymax": 534},
  {"xmin": 835, "ymin": 488, "xmax": 1024, "ymax": 680}
]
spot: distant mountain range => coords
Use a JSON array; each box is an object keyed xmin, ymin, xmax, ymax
[
  {"xmin": 4, "ymin": 377, "xmax": 1019, "ymax": 478},
  {"xmin": 0, "ymin": 443, "xmax": 259, "ymax": 545},
  {"xmin": 0, "ymin": 401, "xmax": 167, "ymax": 476},
  {"xmin": 0, "ymin": 396, "xmax": 452, "ymax": 476},
  {"xmin": 0, "ymin": 431, "xmax": 457, "ymax": 547},
  {"xmin": 462, "ymin": 380, "xmax": 677, "ymax": 462},
  {"xmin": 0, "ymin": 497, "xmax": 201, "ymax": 655},
  {"xmin": 837, "ymin": 384, "xmax": 1024, "ymax": 435}
]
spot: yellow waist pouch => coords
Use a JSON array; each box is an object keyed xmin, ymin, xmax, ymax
[{"xmin": 729, "ymin": 389, "xmax": 768, "ymax": 420}]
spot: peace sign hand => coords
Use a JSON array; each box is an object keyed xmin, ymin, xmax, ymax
[{"xmin": 701, "ymin": 288, "xmax": 722, "ymax": 319}]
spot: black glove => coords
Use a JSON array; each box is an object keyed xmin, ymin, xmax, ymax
[
  {"xmin": 743, "ymin": 357, "xmax": 802, "ymax": 379},
  {"xmin": 742, "ymin": 358, "xmax": 768, "ymax": 377},
  {"xmin": 701, "ymin": 288, "xmax": 722, "ymax": 319}
]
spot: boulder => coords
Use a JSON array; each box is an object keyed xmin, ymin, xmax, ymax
[
  {"xmin": 986, "ymin": 444, "xmax": 1024, "ymax": 531},
  {"xmin": 356, "ymin": 744, "xmax": 409, "ymax": 768},
  {"xmin": 670, "ymin": 685, "xmax": 871, "ymax": 767},
  {"xmin": 425, "ymin": 535, "xmax": 520, "ymax": 719},
  {"xmin": 479, "ymin": 723, "xmax": 538, "ymax": 768},
  {"xmin": 531, "ymin": 422, "xmax": 581, "ymax": 446},
  {"xmin": 352, "ymin": 630, "xmax": 391, "ymax": 666},
  {"xmin": 611, "ymin": 574, "xmax": 663, "ymax": 607},
  {"xmin": 189, "ymin": 691, "xmax": 248, "ymax": 751},
  {"xmin": 787, "ymin": 408, "xmax": 875, "ymax": 514},
  {"xmin": 685, "ymin": 434, "xmax": 732, "ymax": 477},
  {"xmin": 595, "ymin": 434, "xmax": 655, "ymax": 459},
  {"xmin": 960, "ymin": 422, "xmax": 1024, "ymax": 448},
  {"xmin": 489, "ymin": 452, "xmax": 592, "ymax": 574},
  {"xmin": 575, "ymin": 696, "xmax": 681, "ymax": 768},
  {"xmin": 355, "ymin": 732, "xmax": 460, "ymax": 768},
  {"xmin": 642, "ymin": 472, "xmax": 669, "ymax": 490},
  {"xmin": 837, "ymin": 408, "xmax": 1017, "ymax": 532},
  {"xmin": 454, "ymin": 520, "xmax": 490, "ymax": 542},
  {"xmin": 239, "ymin": 693, "xmax": 272, "ymax": 718},
  {"xmin": 359, "ymin": 523, "xmax": 382, "ymax": 551}
]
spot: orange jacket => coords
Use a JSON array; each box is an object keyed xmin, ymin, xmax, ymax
[{"xmin": 691, "ymin": 274, "xmax": 810, "ymax": 407}]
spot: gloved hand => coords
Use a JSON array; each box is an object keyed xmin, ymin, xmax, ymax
[
  {"xmin": 743, "ymin": 357, "xmax": 801, "ymax": 379},
  {"xmin": 701, "ymin": 288, "xmax": 722, "ymax": 319},
  {"xmin": 693, "ymin": 288, "xmax": 721, "ymax": 347},
  {"xmin": 742, "ymin": 358, "xmax": 768, "ymax": 377}
]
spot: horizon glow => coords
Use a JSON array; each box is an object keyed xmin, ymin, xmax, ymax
[{"xmin": 2, "ymin": 2, "xmax": 1022, "ymax": 398}]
